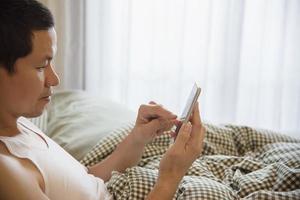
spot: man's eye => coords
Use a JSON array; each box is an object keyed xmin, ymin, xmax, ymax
[{"xmin": 36, "ymin": 66, "xmax": 46, "ymax": 72}]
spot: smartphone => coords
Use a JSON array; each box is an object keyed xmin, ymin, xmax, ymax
[{"xmin": 175, "ymin": 83, "xmax": 201, "ymax": 135}]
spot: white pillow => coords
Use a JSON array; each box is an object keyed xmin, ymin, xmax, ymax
[{"xmin": 46, "ymin": 90, "xmax": 136, "ymax": 161}]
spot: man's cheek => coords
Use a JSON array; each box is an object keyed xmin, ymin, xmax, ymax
[{"xmin": 37, "ymin": 72, "xmax": 45, "ymax": 82}]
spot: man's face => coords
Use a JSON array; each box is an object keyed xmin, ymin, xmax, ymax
[{"xmin": 0, "ymin": 27, "xmax": 59, "ymax": 118}]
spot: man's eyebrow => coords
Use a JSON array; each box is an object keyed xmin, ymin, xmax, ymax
[
  {"xmin": 36, "ymin": 56, "xmax": 53, "ymax": 66},
  {"xmin": 45, "ymin": 55, "xmax": 53, "ymax": 61},
  {"xmin": 39, "ymin": 56, "xmax": 53, "ymax": 63}
]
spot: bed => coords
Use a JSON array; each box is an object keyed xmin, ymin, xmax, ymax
[{"xmin": 30, "ymin": 90, "xmax": 300, "ymax": 199}]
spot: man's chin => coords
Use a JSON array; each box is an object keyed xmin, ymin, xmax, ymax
[
  {"xmin": 22, "ymin": 112, "xmax": 43, "ymax": 118},
  {"xmin": 22, "ymin": 108, "xmax": 47, "ymax": 118}
]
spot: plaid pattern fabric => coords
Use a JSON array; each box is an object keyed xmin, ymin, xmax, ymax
[{"xmin": 81, "ymin": 123, "xmax": 300, "ymax": 200}]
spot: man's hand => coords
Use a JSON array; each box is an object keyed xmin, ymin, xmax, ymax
[
  {"xmin": 146, "ymin": 102, "xmax": 206, "ymax": 199},
  {"xmin": 159, "ymin": 102, "xmax": 205, "ymax": 178},
  {"xmin": 88, "ymin": 101, "xmax": 179, "ymax": 181},
  {"xmin": 131, "ymin": 101, "xmax": 178, "ymax": 145}
]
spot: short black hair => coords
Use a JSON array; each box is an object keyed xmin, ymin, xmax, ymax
[{"xmin": 0, "ymin": 0, "xmax": 54, "ymax": 74}]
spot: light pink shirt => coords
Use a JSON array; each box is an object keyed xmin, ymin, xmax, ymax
[{"xmin": 0, "ymin": 117, "xmax": 111, "ymax": 200}]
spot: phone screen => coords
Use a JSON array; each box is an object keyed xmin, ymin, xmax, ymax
[{"xmin": 175, "ymin": 83, "xmax": 201, "ymax": 135}]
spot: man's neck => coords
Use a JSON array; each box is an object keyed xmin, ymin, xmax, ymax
[{"xmin": 0, "ymin": 112, "xmax": 20, "ymax": 137}]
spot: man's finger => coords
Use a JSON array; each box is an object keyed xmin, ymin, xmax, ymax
[
  {"xmin": 153, "ymin": 119, "xmax": 176, "ymax": 133},
  {"xmin": 189, "ymin": 102, "xmax": 205, "ymax": 145},
  {"xmin": 190, "ymin": 102, "xmax": 201, "ymax": 125},
  {"xmin": 140, "ymin": 104, "xmax": 177, "ymax": 120},
  {"xmin": 174, "ymin": 123, "xmax": 192, "ymax": 148},
  {"xmin": 146, "ymin": 118, "xmax": 160, "ymax": 131}
]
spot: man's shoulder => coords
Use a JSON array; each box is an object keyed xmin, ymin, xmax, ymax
[
  {"xmin": 0, "ymin": 141, "xmax": 32, "ymax": 180},
  {"xmin": 0, "ymin": 152, "xmax": 14, "ymax": 170},
  {"xmin": 0, "ymin": 142, "xmax": 44, "ymax": 195},
  {"xmin": 0, "ymin": 146, "xmax": 48, "ymax": 200},
  {"xmin": 0, "ymin": 145, "xmax": 24, "ymax": 175},
  {"xmin": 0, "ymin": 150, "xmax": 27, "ymax": 194}
]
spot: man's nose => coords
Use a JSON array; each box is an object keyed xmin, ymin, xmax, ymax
[{"xmin": 45, "ymin": 64, "xmax": 60, "ymax": 87}]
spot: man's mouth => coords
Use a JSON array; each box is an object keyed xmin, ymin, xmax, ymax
[
  {"xmin": 40, "ymin": 93, "xmax": 52, "ymax": 100},
  {"xmin": 40, "ymin": 96, "xmax": 51, "ymax": 100}
]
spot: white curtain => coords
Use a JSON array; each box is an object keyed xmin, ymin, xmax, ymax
[{"xmin": 40, "ymin": 0, "xmax": 300, "ymax": 137}]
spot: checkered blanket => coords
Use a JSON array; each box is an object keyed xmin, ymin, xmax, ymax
[{"xmin": 80, "ymin": 123, "xmax": 300, "ymax": 199}]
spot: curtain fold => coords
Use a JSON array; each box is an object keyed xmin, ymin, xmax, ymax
[{"xmin": 40, "ymin": 0, "xmax": 300, "ymax": 136}]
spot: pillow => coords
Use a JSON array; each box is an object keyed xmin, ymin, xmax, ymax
[{"xmin": 46, "ymin": 90, "xmax": 136, "ymax": 161}]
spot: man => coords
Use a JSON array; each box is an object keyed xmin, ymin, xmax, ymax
[{"xmin": 0, "ymin": 0, "xmax": 205, "ymax": 199}]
